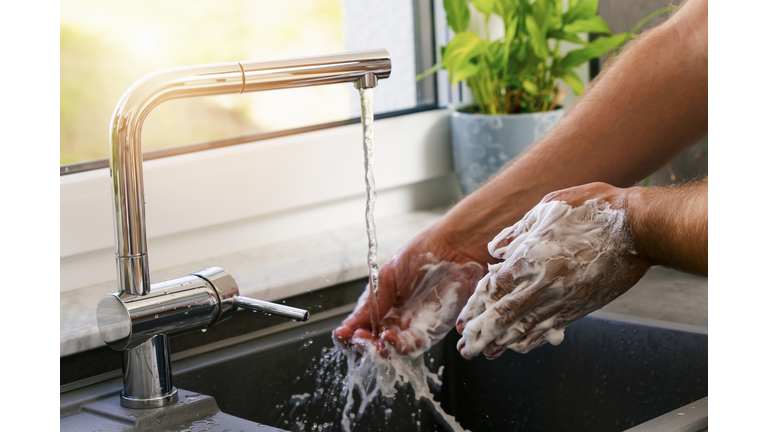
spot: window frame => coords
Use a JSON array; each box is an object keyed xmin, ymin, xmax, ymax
[{"xmin": 60, "ymin": 0, "xmax": 442, "ymax": 176}]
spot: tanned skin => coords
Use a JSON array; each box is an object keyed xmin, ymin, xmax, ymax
[{"xmin": 335, "ymin": 0, "xmax": 708, "ymax": 356}]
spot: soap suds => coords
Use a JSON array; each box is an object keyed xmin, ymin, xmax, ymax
[
  {"xmin": 458, "ymin": 198, "xmax": 636, "ymax": 359},
  {"xmin": 378, "ymin": 254, "xmax": 483, "ymax": 356},
  {"xmin": 274, "ymin": 255, "xmax": 478, "ymax": 431},
  {"xmin": 274, "ymin": 342, "xmax": 468, "ymax": 432}
]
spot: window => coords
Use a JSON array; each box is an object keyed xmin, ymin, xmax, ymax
[{"xmin": 60, "ymin": 0, "xmax": 437, "ymax": 173}]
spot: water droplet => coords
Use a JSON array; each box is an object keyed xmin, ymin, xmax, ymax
[
  {"xmin": 154, "ymin": 314, "xmax": 158, "ymax": 318},
  {"xmin": 299, "ymin": 340, "xmax": 313, "ymax": 350},
  {"xmin": 201, "ymin": 328, "xmax": 207, "ymax": 333}
]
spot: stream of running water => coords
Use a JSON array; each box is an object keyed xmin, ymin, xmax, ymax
[{"xmin": 359, "ymin": 87, "xmax": 381, "ymax": 336}]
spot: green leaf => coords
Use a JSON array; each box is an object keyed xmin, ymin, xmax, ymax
[
  {"xmin": 548, "ymin": 30, "xmax": 585, "ymax": 45},
  {"xmin": 443, "ymin": 32, "xmax": 485, "ymax": 85},
  {"xmin": 557, "ymin": 69, "xmax": 585, "ymax": 95},
  {"xmin": 444, "ymin": 0, "xmax": 470, "ymax": 33},
  {"xmin": 563, "ymin": 16, "xmax": 612, "ymax": 35},
  {"xmin": 514, "ymin": 43, "xmax": 527, "ymax": 63},
  {"xmin": 453, "ymin": 61, "xmax": 481, "ymax": 84},
  {"xmin": 531, "ymin": 0, "xmax": 550, "ymax": 31},
  {"xmin": 559, "ymin": 33, "xmax": 629, "ymax": 68},
  {"xmin": 471, "ymin": 0, "xmax": 496, "ymax": 20},
  {"xmin": 487, "ymin": 40, "xmax": 506, "ymax": 72},
  {"xmin": 414, "ymin": 60, "xmax": 443, "ymax": 82},
  {"xmin": 548, "ymin": 10, "xmax": 563, "ymax": 32},
  {"xmin": 563, "ymin": 0, "xmax": 598, "ymax": 24},
  {"xmin": 505, "ymin": 13, "xmax": 519, "ymax": 41},
  {"xmin": 522, "ymin": 80, "xmax": 539, "ymax": 95},
  {"xmin": 524, "ymin": 15, "xmax": 549, "ymax": 59},
  {"xmin": 494, "ymin": 0, "xmax": 512, "ymax": 21},
  {"xmin": 503, "ymin": 72, "xmax": 536, "ymax": 87}
]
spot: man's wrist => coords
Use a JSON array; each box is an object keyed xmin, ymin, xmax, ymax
[{"xmin": 623, "ymin": 186, "xmax": 658, "ymax": 268}]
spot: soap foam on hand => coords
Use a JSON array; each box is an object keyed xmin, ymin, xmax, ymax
[
  {"xmin": 377, "ymin": 254, "xmax": 483, "ymax": 357},
  {"xmin": 457, "ymin": 198, "xmax": 638, "ymax": 360},
  {"xmin": 280, "ymin": 255, "xmax": 479, "ymax": 432}
]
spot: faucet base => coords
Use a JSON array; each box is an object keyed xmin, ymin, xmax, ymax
[
  {"xmin": 120, "ymin": 387, "xmax": 178, "ymax": 409},
  {"xmin": 120, "ymin": 334, "xmax": 176, "ymax": 409}
]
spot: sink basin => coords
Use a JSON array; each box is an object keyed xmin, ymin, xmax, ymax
[{"xmin": 167, "ymin": 305, "xmax": 707, "ymax": 431}]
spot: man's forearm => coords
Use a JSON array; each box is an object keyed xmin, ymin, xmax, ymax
[
  {"xmin": 626, "ymin": 178, "xmax": 708, "ymax": 276},
  {"xmin": 436, "ymin": 0, "xmax": 708, "ymax": 264}
]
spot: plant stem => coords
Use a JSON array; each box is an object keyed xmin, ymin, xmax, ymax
[{"xmin": 513, "ymin": 87, "xmax": 522, "ymax": 114}]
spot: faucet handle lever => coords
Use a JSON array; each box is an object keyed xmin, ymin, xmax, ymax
[
  {"xmin": 192, "ymin": 267, "xmax": 309, "ymax": 323},
  {"xmin": 233, "ymin": 296, "xmax": 309, "ymax": 322}
]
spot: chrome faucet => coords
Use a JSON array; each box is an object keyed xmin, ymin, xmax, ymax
[{"xmin": 96, "ymin": 50, "xmax": 391, "ymax": 408}]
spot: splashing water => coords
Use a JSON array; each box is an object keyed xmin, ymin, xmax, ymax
[
  {"xmin": 272, "ymin": 339, "xmax": 469, "ymax": 432},
  {"xmin": 269, "ymin": 89, "xmax": 471, "ymax": 431},
  {"xmin": 359, "ymin": 87, "xmax": 381, "ymax": 336}
]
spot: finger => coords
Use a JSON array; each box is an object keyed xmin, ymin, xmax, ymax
[
  {"xmin": 457, "ymin": 280, "xmax": 546, "ymax": 359},
  {"xmin": 456, "ymin": 338, "xmax": 470, "ymax": 359},
  {"xmin": 373, "ymin": 339, "xmax": 389, "ymax": 358},
  {"xmin": 507, "ymin": 334, "xmax": 549, "ymax": 354},
  {"xmin": 340, "ymin": 288, "xmax": 373, "ymax": 330},
  {"xmin": 513, "ymin": 296, "xmax": 563, "ymax": 335},
  {"xmin": 507, "ymin": 321, "xmax": 565, "ymax": 354},
  {"xmin": 456, "ymin": 272, "xmax": 494, "ymax": 331},
  {"xmin": 456, "ymin": 307, "xmax": 504, "ymax": 359},
  {"xmin": 482, "ymin": 341, "xmax": 507, "ymax": 360},
  {"xmin": 487, "ymin": 207, "xmax": 541, "ymax": 259},
  {"xmin": 333, "ymin": 325, "xmax": 355, "ymax": 343},
  {"xmin": 337, "ymin": 328, "xmax": 374, "ymax": 355},
  {"xmin": 392, "ymin": 328, "xmax": 425, "ymax": 355},
  {"xmin": 380, "ymin": 329, "xmax": 401, "ymax": 353},
  {"xmin": 487, "ymin": 321, "xmax": 526, "ymax": 349},
  {"xmin": 456, "ymin": 318, "xmax": 465, "ymax": 335},
  {"xmin": 492, "ymin": 279, "xmax": 549, "ymax": 328},
  {"xmin": 379, "ymin": 328, "xmax": 425, "ymax": 356},
  {"xmin": 353, "ymin": 328, "xmax": 374, "ymax": 341}
]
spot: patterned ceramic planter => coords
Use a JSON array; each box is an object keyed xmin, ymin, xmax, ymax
[{"xmin": 450, "ymin": 105, "xmax": 565, "ymax": 195}]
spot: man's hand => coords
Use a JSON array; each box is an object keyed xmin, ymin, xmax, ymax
[
  {"xmin": 333, "ymin": 230, "xmax": 485, "ymax": 357},
  {"xmin": 333, "ymin": 0, "xmax": 708, "ymax": 360},
  {"xmin": 456, "ymin": 183, "xmax": 651, "ymax": 360}
]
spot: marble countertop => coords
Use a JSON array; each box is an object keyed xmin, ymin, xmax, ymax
[
  {"xmin": 60, "ymin": 209, "xmax": 444, "ymax": 357},
  {"xmin": 60, "ymin": 208, "xmax": 708, "ymax": 357}
]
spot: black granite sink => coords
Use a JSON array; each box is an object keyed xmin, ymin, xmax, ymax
[{"xmin": 171, "ymin": 306, "xmax": 707, "ymax": 432}]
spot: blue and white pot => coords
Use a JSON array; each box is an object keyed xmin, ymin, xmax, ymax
[{"xmin": 450, "ymin": 105, "xmax": 565, "ymax": 195}]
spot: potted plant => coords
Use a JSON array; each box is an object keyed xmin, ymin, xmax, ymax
[{"xmin": 418, "ymin": 0, "xmax": 667, "ymax": 195}]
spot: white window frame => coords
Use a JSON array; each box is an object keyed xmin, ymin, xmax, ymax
[{"xmin": 60, "ymin": 109, "xmax": 458, "ymax": 291}]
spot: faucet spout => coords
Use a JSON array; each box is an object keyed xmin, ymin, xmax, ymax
[
  {"xmin": 109, "ymin": 50, "xmax": 391, "ymax": 296},
  {"xmin": 354, "ymin": 72, "xmax": 379, "ymax": 89}
]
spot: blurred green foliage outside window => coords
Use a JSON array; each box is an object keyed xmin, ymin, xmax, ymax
[{"xmin": 61, "ymin": 0, "xmax": 349, "ymax": 166}]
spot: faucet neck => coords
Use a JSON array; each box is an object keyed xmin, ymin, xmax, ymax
[{"xmin": 109, "ymin": 50, "xmax": 391, "ymax": 295}]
